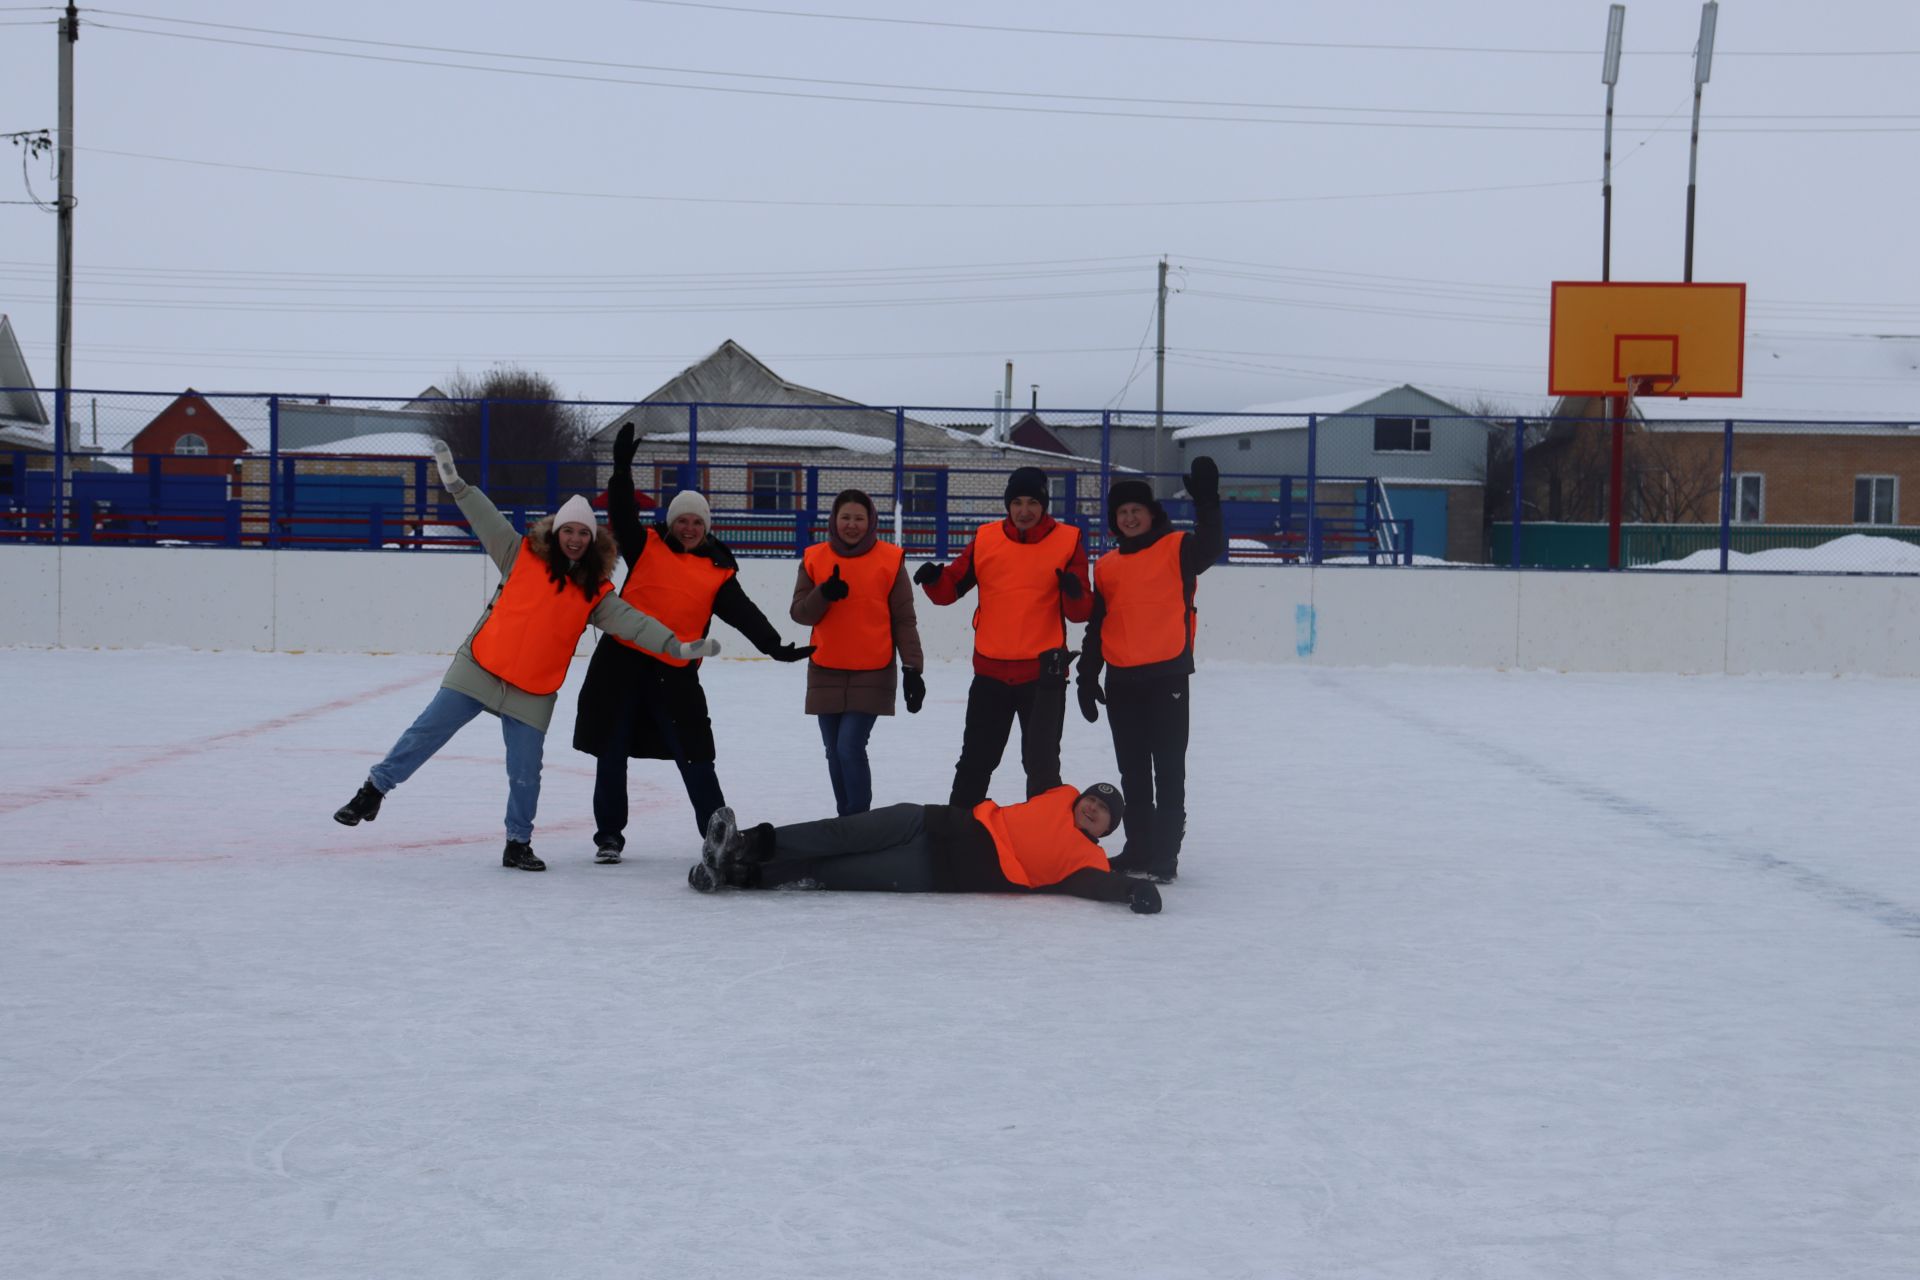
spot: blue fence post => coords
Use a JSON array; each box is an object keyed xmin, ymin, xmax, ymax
[
  {"xmin": 893, "ymin": 407, "xmax": 906, "ymax": 545},
  {"xmin": 1718, "ymin": 419, "xmax": 1735, "ymax": 572},
  {"xmin": 52, "ymin": 388, "xmax": 66, "ymax": 545},
  {"xmin": 369, "ymin": 505, "xmax": 384, "ymax": 550},
  {"xmin": 412, "ymin": 458, "xmax": 427, "ymax": 549},
  {"xmin": 1510, "ymin": 417, "xmax": 1525, "ymax": 569},
  {"xmin": 478, "ymin": 400, "xmax": 491, "ymax": 491},
  {"xmin": 75, "ymin": 499, "xmax": 92, "ymax": 545},
  {"xmin": 281, "ymin": 455, "xmax": 297, "ymax": 544},
  {"xmin": 799, "ymin": 465, "xmax": 820, "ymax": 556},
  {"xmin": 1305, "ymin": 414, "xmax": 1320, "ymax": 564},
  {"xmin": 267, "ymin": 395, "xmax": 281, "ymax": 549},
  {"xmin": 687, "ymin": 403, "xmax": 699, "ymax": 469},
  {"xmin": 223, "ymin": 500, "xmax": 241, "ymax": 547},
  {"xmin": 1099, "ymin": 410, "xmax": 1112, "ymax": 557},
  {"xmin": 545, "ymin": 460, "xmax": 559, "ymax": 514},
  {"xmin": 934, "ymin": 471, "xmax": 950, "ymax": 559}
]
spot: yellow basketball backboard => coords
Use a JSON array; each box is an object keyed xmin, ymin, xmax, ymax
[{"xmin": 1548, "ymin": 281, "xmax": 1746, "ymax": 398}]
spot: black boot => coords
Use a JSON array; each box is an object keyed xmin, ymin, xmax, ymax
[
  {"xmin": 502, "ymin": 840, "xmax": 546, "ymax": 872},
  {"xmin": 594, "ymin": 837, "xmax": 624, "ymax": 865},
  {"xmin": 1143, "ymin": 814, "xmax": 1183, "ymax": 883},
  {"xmin": 333, "ymin": 780, "xmax": 384, "ymax": 826}
]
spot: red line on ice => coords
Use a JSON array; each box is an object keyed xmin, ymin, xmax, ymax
[{"xmin": 0, "ymin": 670, "xmax": 441, "ymax": 817}]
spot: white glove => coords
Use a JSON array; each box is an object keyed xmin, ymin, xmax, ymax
[
  {"xmin": 431, "ymin": 440, "xmax": 466, "ymax": 494},
  {"xmin": 668, "ymin": 636, "xmax": 722, "ymax": 660}
]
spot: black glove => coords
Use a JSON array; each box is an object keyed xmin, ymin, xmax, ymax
[
  {"xmin": 913, "ymin": 561, "xmax": 946, "ymax": 588},
  {"xmin": 1055, "ymin": 567, "xmax": 1083, "ymax": 600},
  {"xmin": 1128, "ymin": 880, "xmax": 1162, "ymax": 915},
  {"xmin": 1077, "ymin": 676, "xmax": 1105, "ymax": 724},
  {"xmin": 902, "ymin": 667, "xmax": 926, "ymax": 714},
  {"xmin": 1184, "ymin": 454, "xmax": 1220, "ymax": 503},
  {"xmin": 769, "ymin": 642, "xmax": 816, "ymax": 663},
  {"xmin": 819, "ymin": 565, "xmax": 849, "ymax": 602},
  {"xmin": 613, "ymin": 422, "xmax": 637, "ymax": 471}
]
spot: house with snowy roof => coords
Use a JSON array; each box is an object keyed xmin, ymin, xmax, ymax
[
  {"xmin": 1171, "ymin": 384, "xmax": 1496, "ymax": 562},
  {"xmin": 588, "ymin": 341, "xmax": 1119, "ymax": 552}
]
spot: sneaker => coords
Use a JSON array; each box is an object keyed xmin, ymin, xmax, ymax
[
  {"xmin": 687, "ymin": 861, "xmax": 719, "ymax": 893},
  {"xmin": 701, "ymin": 806, "xmax": 740, "ymax": 881},
  {"xmin": 594, "ymin": 839, "xmax": 623, "ymax": 865},
  {"xmin": 502, "ymin": 840, "xmax": 546, "ymax": 872},
  {"xmin": 333, "ymin": 780, "xmax": 384, "ymax": 827},
  {"xmin": 1140, "ymin": 861, "xmax": 1178, "ymax": 884}
]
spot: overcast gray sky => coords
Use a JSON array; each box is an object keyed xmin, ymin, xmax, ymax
[{"xmin": 2, "ymin": 0, "xmax": 1918, "ymax": 417}]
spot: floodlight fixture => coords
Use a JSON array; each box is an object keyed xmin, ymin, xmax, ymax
[
  {"xmin": 1694, "ymin": 2, "xmax": 1718, "ymax": 85},
  {"xmin": 1602, "ymin": 4, "xmax": 1626, "ymax": 86}
]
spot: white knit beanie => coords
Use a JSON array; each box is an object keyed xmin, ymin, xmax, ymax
[
  {"xmin": 666, "ymin": 489, "xmax": 712, "ymax": 528},
  {"xmin": 551, "ymin": 494, "xmax": 597, "ymax": 533}
]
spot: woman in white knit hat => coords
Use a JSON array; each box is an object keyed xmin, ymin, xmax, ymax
[
  {"xmin": 571, "ymin": 424, "xmax": 815, "ymax": 865},
  {"xmin": 331, "ymin": 442, "xmax": 721, "ymax": 872}
]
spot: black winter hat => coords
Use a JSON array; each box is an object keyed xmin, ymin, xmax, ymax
[
  {"xmin": 1078, "ymin": 782, "xmax": 1125, "ymax": 837},
  {"xmin": 1004, "ymin": 466, "xmax": 1050, "ymax": 508},
  {"xmin": 1106, "ymin": 478, "xmax": 1166, "ymax": 537},
  {"xmin": 830, "ymin": 488, "xmax": 876, "ymax": 522}
]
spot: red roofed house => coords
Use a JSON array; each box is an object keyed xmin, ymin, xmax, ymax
[{"xmin": 128, "ymin": 390, "xmax": 250, "ymax": 488}]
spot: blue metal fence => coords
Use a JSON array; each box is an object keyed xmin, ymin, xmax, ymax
[{"xmin": 5, "ymin": 386, "xmax": 1919, "ymax": 573}]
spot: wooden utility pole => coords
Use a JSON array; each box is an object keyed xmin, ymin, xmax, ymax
[{"xmin": 1153, "ymin": 256, "xmax": 1167, "ymax": 493}]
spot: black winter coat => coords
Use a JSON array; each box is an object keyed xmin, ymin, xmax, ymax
[{"xmin": 572, "ymin": 473, "xmax": 789, "ymax": 761}]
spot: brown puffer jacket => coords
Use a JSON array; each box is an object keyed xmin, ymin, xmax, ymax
[{"xmin": 790, "ymin": 531, "xmax": 925, "ymax": 716}]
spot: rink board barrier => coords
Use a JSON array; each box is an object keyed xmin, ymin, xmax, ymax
[{"xmin": 6, "ymin": 547, "xmax": 1920, "ymax": 677}]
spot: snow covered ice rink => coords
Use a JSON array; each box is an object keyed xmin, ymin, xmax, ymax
[{"xmin": 6, "ymin": 647, "xmax": 1918, "ymax": 1279}]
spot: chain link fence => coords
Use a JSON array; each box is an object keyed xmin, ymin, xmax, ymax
[{"xmin": 5, "ymin": 386, "xmax": 1919, "ymax": 573}]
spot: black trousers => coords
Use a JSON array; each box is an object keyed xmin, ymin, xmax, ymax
[
  {"xmin": 1106, "ymin": 673, "xmax": 1190, "ymax": 871},
  {"xmin": 947, "ymin": 673, "xmax": 1067, "ymax": 810},
  {"xmin": 592, "ymin": 673, "xmax": 725, "ymax": 849},
  {"xmin": 755, "ymin": 803, "xmax": 941, "ymax": 892}
]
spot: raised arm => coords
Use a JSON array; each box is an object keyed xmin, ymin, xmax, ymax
[
  {"xmin": 605, "ymin": 423, "xmax": 650, "ymax": 565},
  {"xmin": 1179, "ymin": 456, "xmax": 1227, "ymax": 576},
  {"xmin": 436, "ymin": 440, "xmax": 520, "ymax": 571}
]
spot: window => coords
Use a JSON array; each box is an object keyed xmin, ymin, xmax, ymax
[
  {"xmin": 903, "ymin": 469, "xmax": 942, "ymax": 516},
  {"xmin": 1238, "ymin": 437, "xmax": 1252, "ymax": 452},
  {"xmin": 1854, "ymin": 475, "xmax": 1897, "ymax": 525},
  {"xmin": 747, "ymin": 466, "xmax": 800, "ymax": 513},
  {"xmin": 1732, "ymin": 473, "xmax": 1764, "ymax": 524},
  {"xmin": 655, "ymin": 463, "xmax": 708, "ymax": 505},
  {"xmin": 174, "ymin": 433, "xmax": 209, "ymax": 456},
  {"xmin": 1372, "ymin": 417, "xmax": 1432, "ymax": 453},
  {"xmin": 1046, "ymin": 473, "xmax": 1073, "ymax": 514}
]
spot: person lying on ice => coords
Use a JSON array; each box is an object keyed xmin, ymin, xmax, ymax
[{"xmin": 684, "ymin": 781, "xmax": 1163, "ymax": 914}]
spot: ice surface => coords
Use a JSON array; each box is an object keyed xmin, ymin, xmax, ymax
[{"xmin": 5, "ymin": 649, "xmax": 1918, "ymax": 1279}]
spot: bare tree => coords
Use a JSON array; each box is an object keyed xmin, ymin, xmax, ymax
[{"xmin": 429, "ymin": 367, "xmax": 598, "ymax": 509}]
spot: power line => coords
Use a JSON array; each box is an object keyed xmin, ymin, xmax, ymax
[
  {"xmin": 78, "ymin": 145, "xmax": 1596, "ymax": 210},
  {"xmin": 87, "ymin": 21, "xmax": 1920, "ymax": 134},
  {"xmin": 625, "ymin": 0, "xmax": 1920, "ymax": 59},
  {"xmin": 85, "ymin": 8, "xmax": 1920, "ymax": 123}
]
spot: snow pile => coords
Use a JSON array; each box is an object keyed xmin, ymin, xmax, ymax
[{"xmin": 1649, "ymin": 532, "xmax": 1920, "ymax": 573}]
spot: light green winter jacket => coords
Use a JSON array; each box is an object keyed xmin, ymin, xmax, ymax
[{"xmin": 441, "ymin": 484, "xmax": 678, "ymax": 732}]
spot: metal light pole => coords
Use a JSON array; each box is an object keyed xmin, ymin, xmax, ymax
[
  {"xmin": 55, "ymin": 3, "xmax": 77, "ymax": 409},
  {"xmin": 1601, "ymin": 5, "xmax": 1625, "ymax": 283},
  {"xmin": 1602, "ymin": 6, "xmax": 1627, "ymax": 567},
  {"xmin": 1153, "ymin": 255, "xmax": 1168, "ymax": 495},
  {"xmin": 1684, "ymin": 1, "xmax": 1718, "ymax": 282}
]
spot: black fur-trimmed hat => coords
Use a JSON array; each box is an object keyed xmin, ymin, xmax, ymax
[
  {"xmin": 1078, "ymin": 782, "xmax": 1125, "ymax": 837},
  {"xmin": 1004, "ymin": 466, "xmax": 1050, "ymax": 508}
]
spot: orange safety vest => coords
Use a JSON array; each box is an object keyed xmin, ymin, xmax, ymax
[
  {"xmin": 1093, "ymin": 531, "xmax": 1197, "ymax": 668},
  {"xmin": 802, "ymin": 540, "xmax": 906, "ymax": 671},
  {"xmin": 972, "ymin": 785, "xmax": 1109, "ymax": 888},
  {"xmin": 970, "ymin": 520, "xmax": 1079, "ymax": 662},
  {"xmin": 470, "ymin": 539, "xmax": 612, "ymax": 696},
  {"xmin": 616, "ymin": 531, "xmax": 734, "ymax": 667}
]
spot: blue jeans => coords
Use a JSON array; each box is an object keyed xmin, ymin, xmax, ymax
[
  {"xmin": 369, "ymin": 686, "xmax": 547, "ymax": 843},
  {"xmin": 816, "ymin": 711, "xmax": 879, "ymax": 816}
]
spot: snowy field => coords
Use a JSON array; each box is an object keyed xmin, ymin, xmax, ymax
[{"xmin": 6, "ymin": 648, "xmax": 1918, "ymax": 1279}]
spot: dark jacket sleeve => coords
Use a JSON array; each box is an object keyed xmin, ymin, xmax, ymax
[
  {"xmin": 713, "ymin": 573, "xmax": 789, "ymax": 656},
  {"xmin": 1061, "ymin": 533, "xmax": 1094, "ymax": 624},
  {"xmin": 1078, "ymin": 590, "xmax": 1108, "ymax": 682},
  {"xmin": 1180, "ymin": 495, "xmax": 1227, "ymax": 578},
  {"xmin": 1035, "ymin": 867, "xmax": 1136, "ymax": 904},
  {"xmin": 606, "ymin": 466, "xmax": 649, "ymax": 566}
]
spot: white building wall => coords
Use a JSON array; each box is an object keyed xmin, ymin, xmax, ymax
[{"xmin": 7, "ymin": 548, "xmax": 1920, "ymax": 677}]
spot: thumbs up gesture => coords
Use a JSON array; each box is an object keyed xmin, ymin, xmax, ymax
[{"xmin": 820, "ymin": 564, "xmax": 850, "ymax": 602}]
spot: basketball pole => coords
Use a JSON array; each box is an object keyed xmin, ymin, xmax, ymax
[
  {"xmin": 1684, "ymin": 3, "xmax": 1718, "ymax": 283},
  {"xmin": 1601, "ymin": 7, "xmax": 1626, "ymax": 568}
]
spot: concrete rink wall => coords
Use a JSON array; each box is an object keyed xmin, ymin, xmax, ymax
[{"xmin": 4, "ymin": 546, "xmax": 1920, "ymax": 676}]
